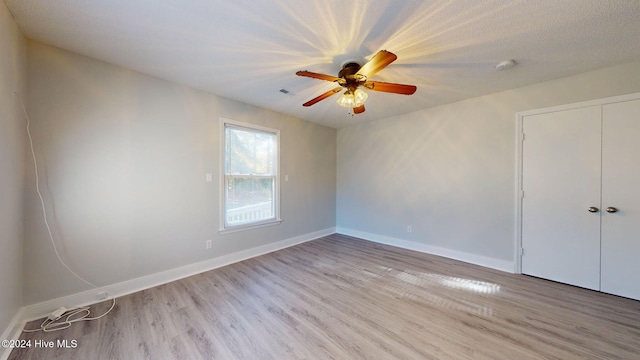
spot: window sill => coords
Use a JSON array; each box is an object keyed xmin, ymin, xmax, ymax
[{"xmin": 219, "ymin": 218, "xmax": 283, "ymax": 235}]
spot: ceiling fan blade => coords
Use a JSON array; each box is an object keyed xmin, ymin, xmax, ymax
[
  {"xmin": 356, "ymin": 50, "xmax": 397, "ymax": 78},
  {"xmin": 296, "ymin": 71, "xmax": 341, "ymax": 83},
  {"xmin": 353, "ymin": 105, "xmax": 365, "ymax": 114},
  {"xmin": 363, "ymin": 81, "xmax": 416, "ymax": 95},
  {"xmin": 302, "ymin": 87, "xmax": 343, "ymax": 107}
]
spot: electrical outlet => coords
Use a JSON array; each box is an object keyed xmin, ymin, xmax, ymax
[
  {"xmin": 97, "ymin": 291, "xmax": 108, "ymax": 300},
  {"xmin": 205, "ymin": 240, "xmax": 212, "ymax": 249},
  {"xmin": 407, "ymin": 225, "xmax": 412, "ymax": 233}
]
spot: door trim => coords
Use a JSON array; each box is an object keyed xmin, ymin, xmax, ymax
[{"xmin": 514, "ymin": 92, "xmax": 640, "ymax": 274}]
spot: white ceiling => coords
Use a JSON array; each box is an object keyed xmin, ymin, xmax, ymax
[{"xmin": 6, "ymin": 0, "xmax": 640, "ymax": 128}]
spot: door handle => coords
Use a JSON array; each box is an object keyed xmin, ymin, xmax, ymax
[
  {"xmin": 606, "ymin": 207, "xmax": 618, "ymax": 213},
  {"xmin": 588, "ymin": 206, "xmax": 599, "ymax": 213}
]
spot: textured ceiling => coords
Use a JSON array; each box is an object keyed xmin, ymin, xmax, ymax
[{"xmin": 6, "ymin": 0, "xmax": 640, "ymax": 128}]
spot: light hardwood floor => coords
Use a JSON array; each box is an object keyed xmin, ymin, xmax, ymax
[{"xmin": 9, "ymin": 234, "xmax": 640, "ymax": 359}]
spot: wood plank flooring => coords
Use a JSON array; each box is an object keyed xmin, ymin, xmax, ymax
[{"xmin": 9, "ymin": 234, "xmax": 640, "ymax": 359}]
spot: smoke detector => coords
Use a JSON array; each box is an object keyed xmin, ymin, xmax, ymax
[{"xmin": 494, "ymin": 59, "xmax": 517, "ymax": 71}]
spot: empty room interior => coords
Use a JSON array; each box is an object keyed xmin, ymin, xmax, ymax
[{"xmin": 3, "ymin": 1, "xmax": 640, "ymax": 359}]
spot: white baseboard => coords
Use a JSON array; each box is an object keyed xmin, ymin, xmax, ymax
[
  {"xmin": 0, "ymin": 308, "xmax": 25, "ymax": 360},
  {"xmin": 19, "ymin": 227, "xmax": 335, "ymax": 324},
  {"xmin": 337, "ymin": 227, "xmax": 514, "ymax": 273}
]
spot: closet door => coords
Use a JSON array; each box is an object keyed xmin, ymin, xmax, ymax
[
  {"xmin": 521, "ymin": 106, "xmax": 602, "ymax": 290},
  {"xmin": 601, "ymin": 99, "xmax": 640, "ymax": 300}
]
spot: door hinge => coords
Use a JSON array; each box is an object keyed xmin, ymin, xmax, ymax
[
  {"xmin": 520, "ymin": 190, "xmax": 525, "ymax": 199},
  {"xmin": 521, "ymin": 133, "xmax": 525, "ymax": 141},
  {"xmin": 520, "ymin": 248, "xmax": 525, "ymax": 256}
]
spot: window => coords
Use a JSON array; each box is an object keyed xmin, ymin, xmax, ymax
[{"xmin": 220, "ymin": 119, "xmax": 280, "ymax": 232}]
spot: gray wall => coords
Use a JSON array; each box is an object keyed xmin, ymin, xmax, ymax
[
  {"xmin": 24, "ymin": 41, "xmax": 336, "ymax": 305},
  {"xmin": 0, "ymin": 1, "xmax": 26, "ymax": 334},
  {"xmin": 337, "ymin": 60, "xmax": 640, "ymax": 266}
]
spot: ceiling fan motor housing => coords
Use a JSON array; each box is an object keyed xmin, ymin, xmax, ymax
[{"xmin": 338, "ymin": 62, "xmax": 362, "ymax": 79}]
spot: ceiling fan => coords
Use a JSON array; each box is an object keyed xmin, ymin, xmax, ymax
[{"xmin": 296, "ymin": 50, "xmax": 417, "ymax": 114}]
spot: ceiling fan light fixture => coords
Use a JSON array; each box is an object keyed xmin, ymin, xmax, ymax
[{"xmin": 336, "ymin": 88, "xmax": 368, "ymax": 108}]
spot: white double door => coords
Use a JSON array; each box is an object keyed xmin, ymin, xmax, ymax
[{"xmin": 521, "ymin": 98, "xmax": 640, "ymax": 300}]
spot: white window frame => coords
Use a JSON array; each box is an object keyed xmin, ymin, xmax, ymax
[{"xmin": 219, "ymin": 118, "xmax": 282, "ymax": 233}]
